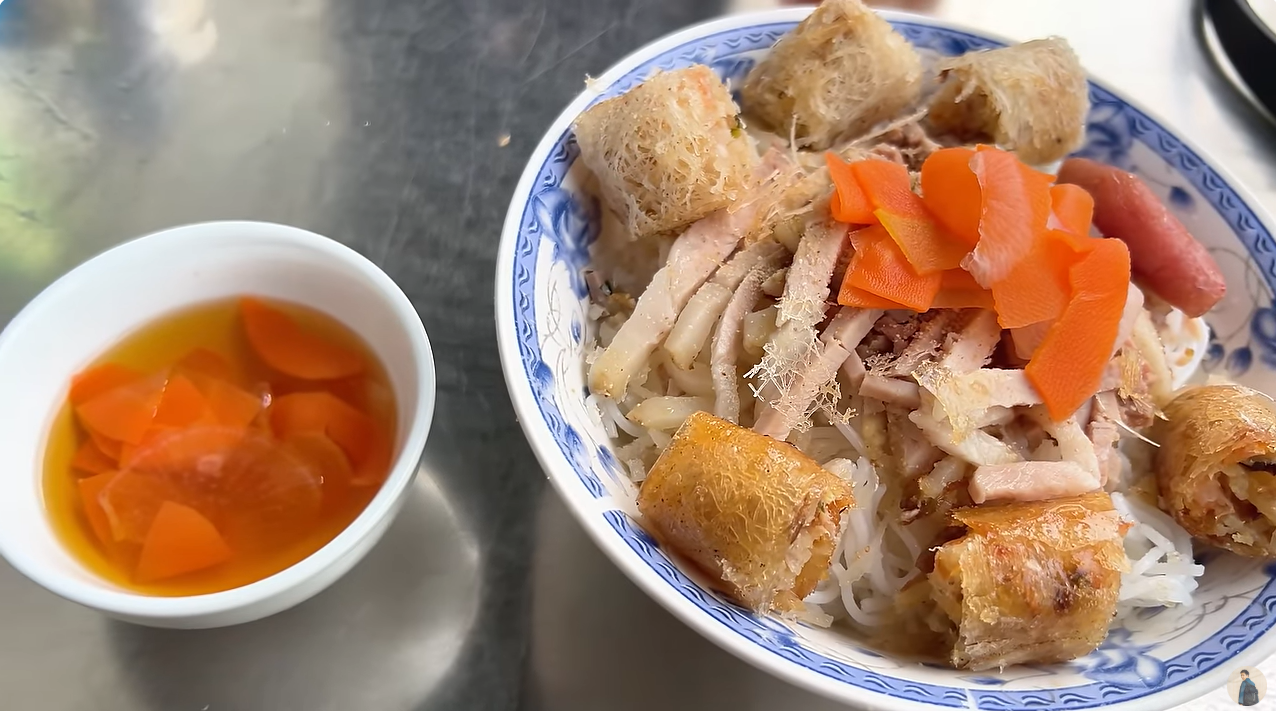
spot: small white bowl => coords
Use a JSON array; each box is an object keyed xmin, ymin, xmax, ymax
[{"xmin": 0, "ymin": 220, "xmax": 436, "ymax": 628}]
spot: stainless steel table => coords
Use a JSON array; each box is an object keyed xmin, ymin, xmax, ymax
[{"xmin": 1, "ymin": 1, "xmax": 1273, "ymax": 709}]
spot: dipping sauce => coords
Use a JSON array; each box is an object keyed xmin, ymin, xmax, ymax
[{"xmin": 42, "ymin": 296, "xmax": 397, "ymax": 596}]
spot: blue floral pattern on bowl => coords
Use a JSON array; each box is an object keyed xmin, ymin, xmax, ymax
[{"xmin": 502, "ymin": 13, "xmax": 1276, "ymax": 711}]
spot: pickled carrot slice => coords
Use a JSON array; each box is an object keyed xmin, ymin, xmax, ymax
[
  {"xmin": 240, "ymin": 298, "xmax": 364, "ymax": 380},
  {"xmin": 88, "ymin": 430, "xmax": 123, "ymax": 461},
  {"xmin": 826, "ymin": 153, "xmax": 875, "ymax": 224},
  {"xmin": 75, "ymin": 371, "xmax": 167, "ymax": 445},
  {"xmin": 1049, "ymin": 183, "xmax": 1095, "ymax": 236},
  {"xmin": 78, "ymin": 471, "xmax": 118, "ymax": 545},
  {"xmin": 69, "ymin": 363, "xmax": 141, "ymax": 406},
  {"xmin": 119, "ymin": 427, "xmax": 322, "ymax": 550},
  {"xmin": 271, "ymin": 392, "xmax": 392, "ymax": 486},
  {"xmin": 135, "ymin": 501, "xmax": 232, "ymax": 582},
  {"xmin": 71, "ymin": 439, "xmax": 117, "ymax": 476},
  {"xmin": 176, "ymin": 348, "xmax": 237, "ymax": 383},
  {"xmin": 989, "ymin": 230, "xmax": 1090, "ymax": 329},
  {"xmin": 920, "ymin": 147, "xmax": 982, "ymax": 246},
  {"xmin": 837, "ymin": 284, "xmax": 908, "ymax": 310},
  {"xmin": 931, "ymin": 269, "xmax": 996, "ymax": 311},
  {"xmin": 850, "ymin": 159, "xmax": 969, "ymax": 274},
  {"xmin": 843, "ymin": 225, "xmax": 942, "ymax": 312},
  {"xmin": 1026, "ymin": 239, "xmax": 1133, "ymax": 421},
  {"xmin": 963, "ymin": 148, "xmax": 1055, "ymax": 286},
  {"xmin": 285, "ymin": 432, "xmax": 354, "ymax": 488},
  {"xmin": 154, "ymin": 375, "xmax": 211, "ymax": 428},
  {"xmin": 202, "ymin": 378, "xmax": 263, "ymax": 429},
  {"xmin": 100, "ymin": 470, "xmax": 184, "ymax": 543}
]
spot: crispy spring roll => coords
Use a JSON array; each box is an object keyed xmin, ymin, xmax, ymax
[
  {"xmin": 930, "ymin": 492, "xmax": 1127, "ymax": 670},
  {"xmin": 574, "ymin": 65, "xmax": 758, "ymax": 240},
  {"xmin": 927, "ymin": 38, "xmax": 1088, "ymax": 166},
  {"xmin": 741, "ymin": 0, "xmax": 923, "ymax": 150},
  {"xmin": 637, "ymin": 411, "xmax": 855, "ymax": 614},
  {"xmin": 1155, "ymin": 385, "xmax": 1276, "ymax": 557}
]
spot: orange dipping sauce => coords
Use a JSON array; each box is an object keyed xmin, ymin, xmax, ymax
[{"xmin": 41, "ymin": 296, "xmax": 397, "ymax": 596}]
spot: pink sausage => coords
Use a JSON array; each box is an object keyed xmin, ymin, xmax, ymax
[{"xmin": 1058, "ymin": 158, "xmax": 1226, "ymax": 317}]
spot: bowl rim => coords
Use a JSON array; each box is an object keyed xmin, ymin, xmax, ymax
[
  {"xmin": 0, "ymin": 220, "xmax": 436, "ymax": 621},
  {"xmin": 495, "ymin": 7, "xmax": 1276, "ymax": 710}
]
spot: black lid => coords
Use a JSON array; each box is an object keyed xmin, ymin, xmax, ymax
[{"xmin": 1203, "ymin": 0, "xmax": 1276, "ymax": 119}]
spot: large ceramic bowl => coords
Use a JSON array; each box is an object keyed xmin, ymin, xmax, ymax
[{"xmin": 496, "ymin": 8, "xmax": 1276, "ymax": 710}]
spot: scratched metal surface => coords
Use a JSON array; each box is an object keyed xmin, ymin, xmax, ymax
[
  {"xmin": 1, "ymin": 0, "xmax": 1275, "ymax": 710},
  {"xmin": 0, "ymin": 1, "xmax": 721, "ymax": 709}
]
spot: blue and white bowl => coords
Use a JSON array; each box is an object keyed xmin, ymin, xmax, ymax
[{"xmin": 495, "ymin": 9, "xmax": 1276, "ymax": 710}]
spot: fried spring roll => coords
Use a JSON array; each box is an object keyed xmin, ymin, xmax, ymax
[
  {"xmin": 927, "ymin": 38, "xmax": 1088, "ymax": 166},
  {"xmin": 574, "ymin": 65, "xmax": 758, "ymax": 240},
  {"xmin": 930, "ymin": 492, "xmax": 1127, "ymax": 670},
  {"xmin": 1155, "ymin": 385, "xmax": 1276, "ymax": 557},
  {"xmin": 637, "ymin": 411, "xmax": 855, "ymax": 614},
  {"xmin": 741, "ymin": 0, "xmax": 923, "ymax": 150}
]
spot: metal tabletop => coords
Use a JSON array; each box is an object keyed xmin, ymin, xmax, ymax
[{"xmin": 1, "ymin": 1, "xmax": 1274, "ymax": 709}]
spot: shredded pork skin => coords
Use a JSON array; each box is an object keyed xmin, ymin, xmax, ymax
[
  {"xmin": 883, "ymin": 310, "xmax": 956, "ymax": 377},
  {"xmin": 1088, "ymin": 406, "xmax": 1123, "ymax": 487},
  {"xmin": 860, "ymin": 375, "xmax": 921, "ymax": 407},
  {"xmin": 713, "ymin": 267, "xmax": 774, "ymax": 423},
  {"xmin": 777, "ymin": 219, "xmax": 848, "ymax": 330},
  {"xmin": 749, "ymin": 220, "xmax": 855, "ymax": 436},
  {"xmin": 665, "ymin": 239, "xmax": 788, "ymax": 369},
  {"xmin": 941, "ymin": 310, "xmax": 1001, "ymax": 373},
  {"xmin": 754, "ymin": 307, "xmax": 881, "ymax": 440},
  {"xmin": 628, "ymin": 395, "xmax": 713, "ymax": 431},
  {"xmin": 911, "ymin": 405, "xmax": 1022, "ymax": 466},
  {"xmin": 915, "ymin": 366, "xmax": 1042, "ymax": 442},
  {"xmin": 589, "ymin": 152, "xmax": 794, "ymax": 399},
  {"xmin": 841, "ymin": 351, "xmax": 867, "ymax": 391}
]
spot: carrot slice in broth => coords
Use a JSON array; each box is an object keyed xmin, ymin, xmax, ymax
[
  {"xmin": 154, "ymin": 374, "xmax": 211, "ymax": 428},
  {"xmin": 270, "ymin": 392, "xmax": 391, "ymax": 485},
  {"xmin": 135, "ymin": 501, "xmax": 232, "ymax": 582},
  {"xmin": 176, "ymin": 348, "xmax": 237, "ymax": 384},
  {"xmin": 240, "ymin": 298, "xmax": 364, "ymax": 380},
  {"xmin": 107, "ymin": 427, "xmax": 322, "ymax": 550},
  {"xmin": 75, "ymin": 371, "xmax": 168, "ymax": 445},
  {"xmin": 88, "ymin": 430, "xmax": 123, "ymax": 462},
  {"xmin": 100, "ymin": 469, "xmax": 184, "ymax": 543},
  {"xmin": 202, "ymin": 378, "xmax": 263, "ymax": 429},
  {"xmin": 78, "ymin": 471, "xmax": 119, "ymax": 545},
  {"xmin": 71, "ymin": 440, "xmax": 117, "ymax": 476},
  {"xmin": 70, "ymin": 363, "xmax": 141, "ymax": 406},
  {"xmin": 285, "ymin": 432, "xmax": 354, "ymax": 488}
]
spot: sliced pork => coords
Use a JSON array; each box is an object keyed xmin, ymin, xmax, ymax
[{"xmin": 970, "ymin": 461, "xmax": 1102, "ymax": 504}]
